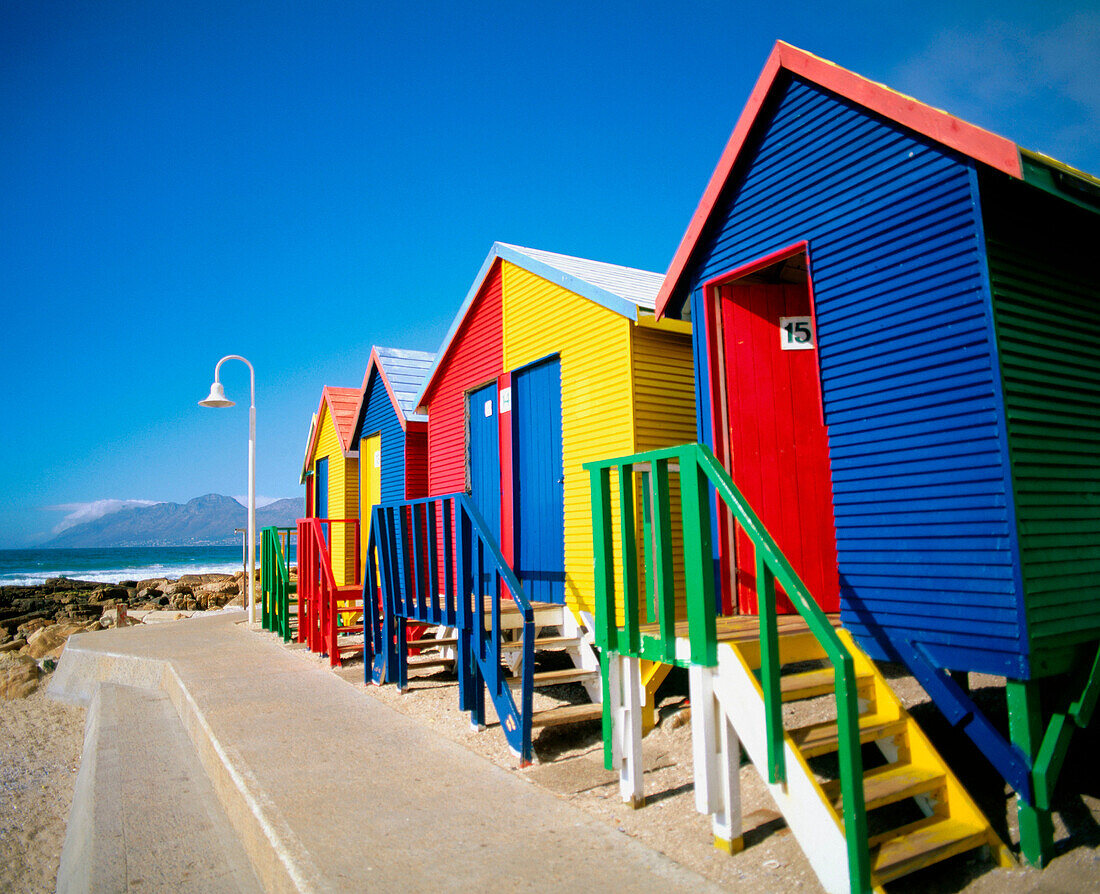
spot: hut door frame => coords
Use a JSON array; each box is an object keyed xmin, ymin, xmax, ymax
[{"xmin": 702, "ymin": 240, "xmax": 837, "ymax": 615}]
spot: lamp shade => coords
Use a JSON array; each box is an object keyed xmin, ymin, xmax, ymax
[{"xmin": 199, "ymin": 381, "xmax": 235, "ymax": 408}]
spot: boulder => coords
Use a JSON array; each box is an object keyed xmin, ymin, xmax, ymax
[
  {"xmin": 163, "ymin": 582, "xmax": 193, "ymax": 597},
  {"xmin": 16, "ymin": 617, "xmax": 50, "ymax": 639},
  {"xmin": 0, "ymin": 637, "xmax": 26, "ymax": 653},
  {"xmin": 92, "ymin": 586, "xmax": 129, "ymax": 603},
  {"xmin": 24, "ymin": 623, "xmax": 85, "ymax": 659},
  {"xmin": 136, "ymin": 578, "xmax": 169, "ymax": 592},
  {"xmin": 119, "ymin": 580, "xmax": 138, "ymax": 588},
  {"xmin": 198, "ymin": 580, "xmax": 239, "ymax": 596},
  {"xmin": 0, "ymin": 654, "xmax": 40, "ymax": 700},
  {"xmin": 137, "ymin": 587, "xmax": 163, "ymax": 601}
]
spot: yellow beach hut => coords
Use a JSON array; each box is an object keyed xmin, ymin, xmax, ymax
[{"xmin": 300, "ymin": 386, "xmax": 361, "ymax": 586}]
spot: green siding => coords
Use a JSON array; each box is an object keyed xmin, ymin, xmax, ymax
[{"xmin": 984, "ymin": 172, "xmax": 1100, "ymax": 654}]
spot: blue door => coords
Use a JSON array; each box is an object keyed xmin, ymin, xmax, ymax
[
  {"xmin": 468, "ymin": 382, "xmax": 501, "ymax": 543},
  {"xmin": 513, "ymin": 357, "xmax": 565, "ymax": 604}
]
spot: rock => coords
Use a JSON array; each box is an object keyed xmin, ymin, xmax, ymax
[
  {"xmin": 24, "ymin": 623, "xmax": 85, "ymax": 659},
  {"xmin": 0, "ymin": 654, "xmax": 40, "ymax": 700},
  {"xmin": 666, "ymin": 705, "xmax": 692, "ymax": 730},
  {"xmin": 0, "ymin": 637, "xmax": 26, "ymax": 653},
  {"xmin": 137, "ymin": 587, "xmax": 163, "ymax": 601},
  {"xmin": 136, "ymin": 577, "xmax": 169, "ymax": 592},
  {"xmin": 197, "ymin": 580, "xmax": 239, "ymax": 596},
  {"xmin": 92, "ymin": 586, "xmax": 129, "ymax": 603},
  {"xmin": 163, "ymin": 582, "xmax": 193, "ymax": 597},
  {"xmin": 16, "ymin": 617, "xmax": 50, "ymax": 639},
  {"xmin": 119, "ymin": 580, "xmax": 138, "ymax": 588}
]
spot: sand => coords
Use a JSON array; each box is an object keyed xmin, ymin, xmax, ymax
[
  {"xmin": 0, "ymin": 686, "xmax": 86, "ymax": 894},
  {"xmin": 3, "ymin": 620, "xmax": 1099, "ymax": 893}
]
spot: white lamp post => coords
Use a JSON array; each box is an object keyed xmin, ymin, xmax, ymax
[{"xmin": 199, "ymin": 355, "xmax": 257, "ymax": 625}]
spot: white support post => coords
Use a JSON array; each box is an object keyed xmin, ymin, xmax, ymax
[
  {"xmin": 691, "ymin": 662, "xmax": 744, "ymax": 852},
  {"xmin": 713, "ymin": 710, "xmax": 744, "ymax": 853},
  {"xmin": 690, "ymin": 664, "xmax": 719, "ymax": 816},
  {"xmin": 613, "ymin": 654, "xmax": 645, "ymax": 808}
]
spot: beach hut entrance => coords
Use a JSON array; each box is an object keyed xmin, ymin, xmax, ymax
[
  {"xmin": 707, "ymin": 247, "xmax": 839, "ymax": 614},
  {"xmin": 512, "ymin": 357, "xmax": 565, "ymax": 604},
  {"xmin": 360, "ymin": 433, "xmax": 381, "ymax": 572},
  {"xmin": 468, "ymin": 382, "xmax": 501, "ymax": 543},
  {"xmin": 314, "ymin": 457, "xmax": 329, "ymax": 519}
]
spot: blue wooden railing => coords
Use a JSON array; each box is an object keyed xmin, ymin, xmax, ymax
[{"xmin": 364, "ymin": 494, "xmax": 536, "ymax": 763}]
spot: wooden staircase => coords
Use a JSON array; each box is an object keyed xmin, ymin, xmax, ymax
[
  {"xmin": 586, "ymin": 444, "xmax": 1015, "ymax": 894},
  {"xmin": 689, "ymin": 622, "xmax": 1013, "ymax": 892},
  {"xmin": 398, "ymin": 599, "xmax": 603, "ymax": 734}
]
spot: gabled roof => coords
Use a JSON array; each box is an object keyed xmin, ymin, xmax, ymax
[
  {"xmin": 415, "ymin": 242, "xmax": 663, "ymax": 409},
  {"xmin": 350, "ymin": 346, "xmax": 435, "ymax": 442},
  {"xmin": 299, "ymin": 386, "xmax": 361, "ymax": 484},
  {"xmin": 656, "ymin": 40, "xmax": 1100, "ymax": 318}
]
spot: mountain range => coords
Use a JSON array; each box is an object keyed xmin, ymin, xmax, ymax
[{"xmin": 44, "ymin": 494, "xmax": 304, "ymax": 548}]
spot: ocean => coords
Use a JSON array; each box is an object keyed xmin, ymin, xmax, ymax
[{"xmin": 0, "ymin": 545, "xmax": 285, "ymax": 587}]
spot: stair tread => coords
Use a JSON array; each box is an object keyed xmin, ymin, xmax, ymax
[
  {"xmin": 406, "ymin": 636, "xmax": 459, "ymax": 649},
  {"xmin": 532, "ymin": 667, "xmax": 598, "ymax": 685},
  {"xmin": 531, "ymin": 702, "xmax": 602, "ymax": 728},
  {"xmin": 500, "ymin": 635, "xmax": 578, "ymax": 650},
  {"xmin": 778, "ymin": 667, "xmax": 873, "ymax": 702},
  {"xmin": 789, "ymin": 714, "xmax": 907, "ymax": 758},
  {"xmin": 821, "ymin": 762, "xmax": 946, "ymax": 812},
  {"xmin": 869, "ymin": 815, "xmax": 987, "ymax": 885}
]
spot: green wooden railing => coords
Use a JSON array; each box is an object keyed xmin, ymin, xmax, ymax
[
  {"xmin": 585, "ymin": 443, "xmax": 870, "ymax": 893},
  {"xmin": 260, "ymin": 525, "xmax": 296, "ymax": 642}
]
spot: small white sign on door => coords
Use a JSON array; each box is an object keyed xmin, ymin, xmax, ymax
[
  {"xmin": 373, "ymin": 450, "xmax": 381, "ymax": 469},
  {"xmin": 499, "ymin": 386, "xmax": 511, "ymax": 414},
  {"xmin": 780, "ymin": 316, "xmax": 814, "ymax": 350},
  {"xmin": 483, "ymin": 399, "xmax": 493, "ymax": 417}
]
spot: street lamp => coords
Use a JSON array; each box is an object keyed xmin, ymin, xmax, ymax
[{"xmin": 199, "ymin": 355, "xmax": 257, "ymax": 625}]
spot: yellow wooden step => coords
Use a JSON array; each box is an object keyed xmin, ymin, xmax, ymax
[
  {"xmin": 778, "ymin": 667, "xmax": 874, "ymax": 702},
  {"xmin": 869, "ymin": 815, "xmax": 988, "ymax": 886},
  {"xmin": 821, "ymin": 762, "xmax": 946, "ymax": 813},
  {"xmin": 736, "ymin": 631, "xmax": 829, "ymax": 670},
  {"xmin": 531, "ymin": 703, "xmax": 602, "ymax": 729},
  {"xmin": 788, "ymin": 715, "xmax": 907, "ymax": 759}
]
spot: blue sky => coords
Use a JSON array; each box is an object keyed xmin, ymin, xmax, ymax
[{"xmin": 2, "ymin": 0, "xmax": 1098, "ymax": 546}]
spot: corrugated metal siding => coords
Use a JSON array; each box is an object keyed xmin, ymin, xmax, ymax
[
  {"xmin": 359, "ymin": 368, "xmax": 407, "ymax": 505},
  {"xmin": 312, "ymin": 404, "xmax": 359, "ymax": 586},
  {"xmin": 502, "ymin": 261, "xmax": 634, "ymax": 617},
  {"xmin": 426, "ymin": 262, "xmax": 504, "ymax": 496},
  {"xmin": 983, "ymin": 173, "xmax": 1100, "ymax": 653},
  {"xmin": 682, "ymin": 75, "xmax": 1025, "ymax": 676}
]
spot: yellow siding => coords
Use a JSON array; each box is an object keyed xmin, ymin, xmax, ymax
[
  {"xmin": 502, "ymin": 261, "xmax": 635, "ymax": 617},
  {"xmin": 310, "ymin": 404, "xmax": 360, "ymax": 586},
  {"xmin": 630, "ymin": 321, "xmax": 698, "ymax": 622},
  {"xmin": 360, "ymin": 434, "xmax": 382, "ymax": 576}
]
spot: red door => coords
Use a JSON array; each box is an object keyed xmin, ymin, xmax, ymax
[{"xmin": 717, "ymin": 282, "xmax": 839, "ymax": 614}]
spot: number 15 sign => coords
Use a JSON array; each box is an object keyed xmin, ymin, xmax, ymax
[{"xmin": 780, "ymin": 316, "xmax": 814, "ymax": 350}]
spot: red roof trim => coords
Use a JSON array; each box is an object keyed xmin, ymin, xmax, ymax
[{"xmin": 655, "ymin": 41, "xmax": 1024, "ymax": 318}]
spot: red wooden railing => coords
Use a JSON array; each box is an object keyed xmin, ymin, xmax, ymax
[{"xmin": 296, "ymin": 517, "xmax": 363, "ymax": 667}]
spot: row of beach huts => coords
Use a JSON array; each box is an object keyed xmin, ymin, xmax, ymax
[{"xmin": 258, "ymin": 42, "xmax": 1100, "ymax": 893}]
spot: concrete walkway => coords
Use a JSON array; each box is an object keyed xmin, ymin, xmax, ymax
[{"xmin": 50, "ymin": 612, "xmax": 721, "ymax": 893}]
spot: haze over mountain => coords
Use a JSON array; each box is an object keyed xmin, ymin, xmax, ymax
[{"xmin": 43, "ymin": 494, "xmax": 303, "ymax": 548}]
